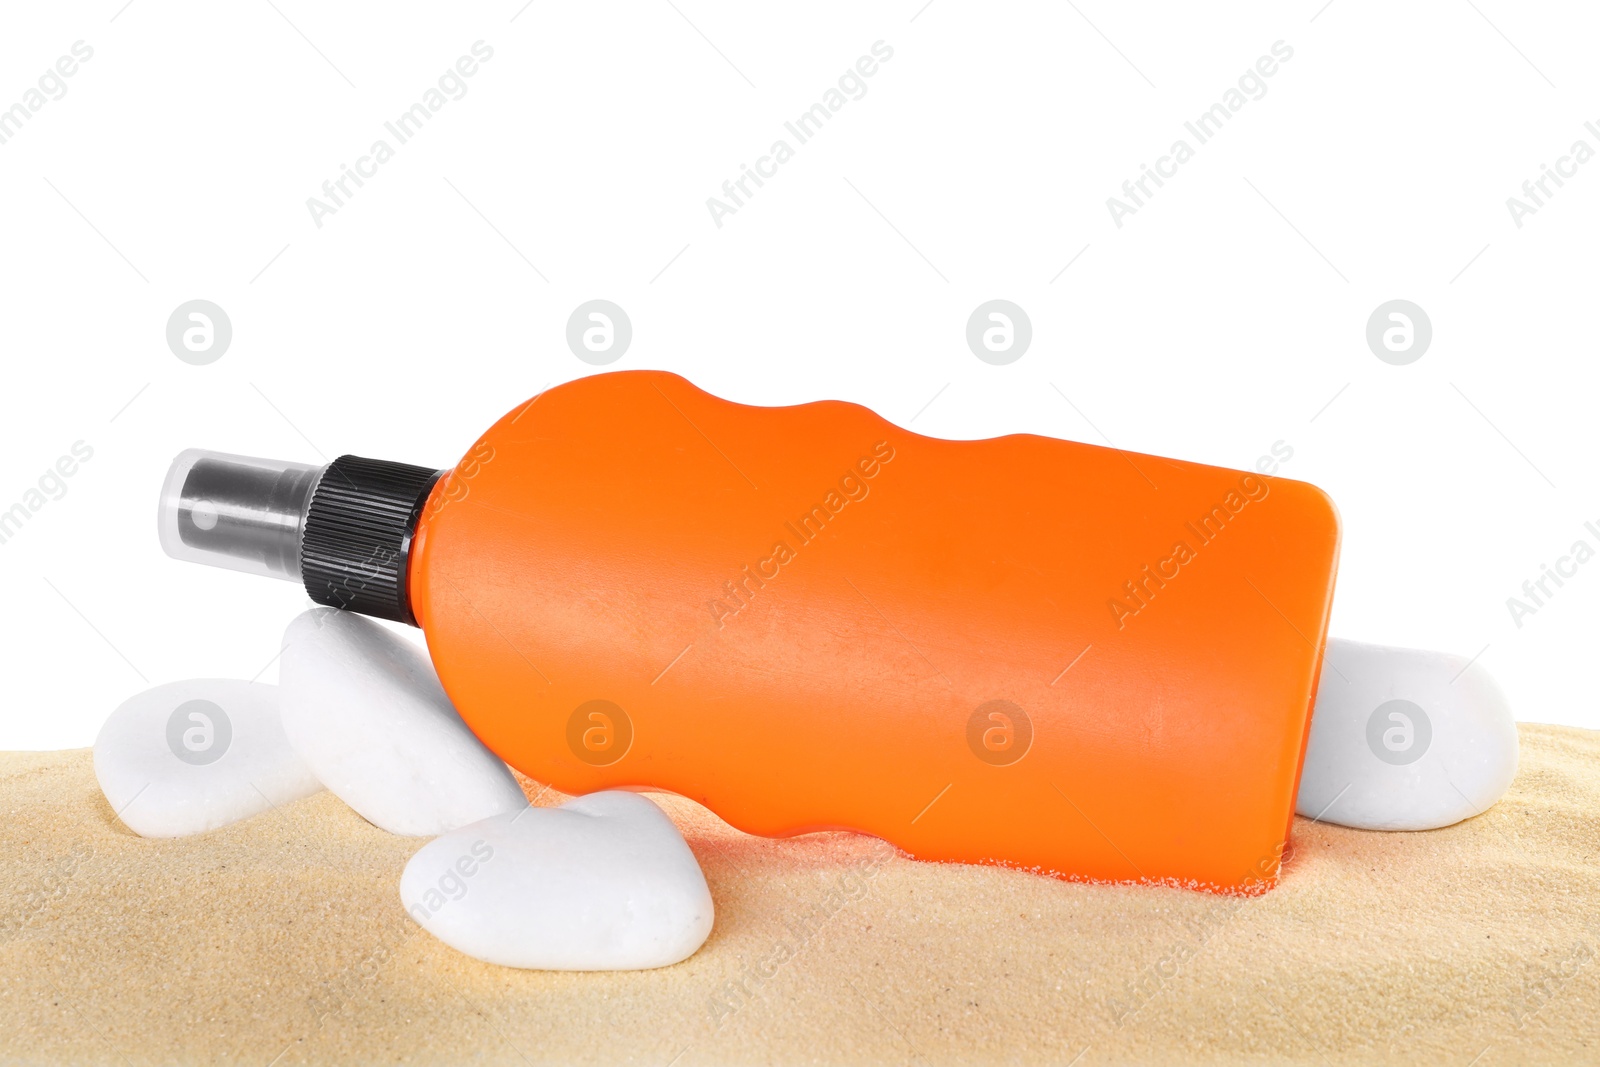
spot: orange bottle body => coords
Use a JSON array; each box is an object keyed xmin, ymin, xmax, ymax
[{"xmin": 409, "ymin": 370, "xmax": 1339, "ymax": 890}]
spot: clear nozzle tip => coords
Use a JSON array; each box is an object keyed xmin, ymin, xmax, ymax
[{"xmin": 157, "ymin": 449, "xmax": 324, "ymax": 582}]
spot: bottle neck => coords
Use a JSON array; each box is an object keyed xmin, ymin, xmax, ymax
[{"xmin": 300, "ymin": 456, "xmax": 445, "ymax": 625}]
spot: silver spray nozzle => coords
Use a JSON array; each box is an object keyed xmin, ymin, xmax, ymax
[{"xmin": 157, "ymin": 449, "xmax": 325, "ymax": 582}]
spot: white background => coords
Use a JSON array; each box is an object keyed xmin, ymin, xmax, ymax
[{"xmin": 1, "ymin": 0, "xmax": 1595, "ymax": 749}]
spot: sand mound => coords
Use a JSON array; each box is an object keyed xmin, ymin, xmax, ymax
[{"xmin": 1, "ymin": 725, "xmax": 1596, "ymax": 1065}]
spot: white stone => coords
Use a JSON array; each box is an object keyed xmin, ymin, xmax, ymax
[
  {"xmin": 400, "ymin": 791, "xmax": 715, "ymax": 970},
  {"xmin": 1297, "ymin": 637, "xmax": 1519, "ymax": 831},
  {"xmin": 278, "ymin": 608, "xmax": 527, "ymax": 836},
  {"xmin": 94, "ymin": 679, "xmax": 321, "ymax": 838}
]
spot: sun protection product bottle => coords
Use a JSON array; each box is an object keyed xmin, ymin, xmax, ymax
[{"xmin": 160, "ymin": 370, "xmax": 1340, "ymax": 891}]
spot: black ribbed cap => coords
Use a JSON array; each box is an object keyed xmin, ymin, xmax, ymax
[{"xmin": 300, "ymin": 455, "xmax": 445, "ymax": 625}]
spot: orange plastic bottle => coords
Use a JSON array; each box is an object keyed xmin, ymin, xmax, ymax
[{"xmin": 161, "ymin": 370, "xmax": 1339, "ymax": 891}]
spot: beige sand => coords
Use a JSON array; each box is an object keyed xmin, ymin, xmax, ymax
[{"xmin": 1, "ymin": 724, "xmax": 1597, "ymax": 1066}]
